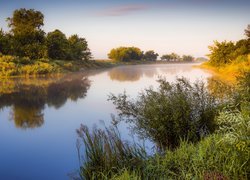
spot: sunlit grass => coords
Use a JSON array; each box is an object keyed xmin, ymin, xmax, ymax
[{"xmin": 199, "ymin": 54, "xmax": 250, "ymax": 83}]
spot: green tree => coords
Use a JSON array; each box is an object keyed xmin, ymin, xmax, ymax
[
  {"xmin": 245, "ymin": 24, "xmax": 250, "ymax": 39},
  {"xmin": 161, "ymin": 53, "xmax": 180, "ymax": 61},
  {"xmin": 108, "ymin": 47, "xmax": 143, "ymax": 62},
  {"xmin": 68, "ymin": 34, "xmax": 92, "ymax": 61},
  {"xmin": 182, "ymin": 55, "xmax": 194, "ymax": 62},
  {"xmin": 208, "ymin": 41, "xmax": 235, "ymax": 66},
  {"xmin": 233, "ymin": 39, "xmax": 250, "ymax": 57},
  {"xmin": 7, "ymin": 8, "xmax": 47, "ymax": 59},
  {"xmin": 0, "ymin": 29, "xmax": 12, "ymax": 55},
  {"xmin": 143, "ymin": 50, "xmax": 158, "ymax": 61},
  {"xmin": 47, "ymin": 29, "xmax": 69, "ymax": 60}
]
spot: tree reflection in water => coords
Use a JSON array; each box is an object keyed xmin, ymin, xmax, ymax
[
  {"xmin": 0, "ymin": 74, "xmax": 90, "ymax": 129},
  {"xmin": 108, "ymin": 66, "xmax": 157, "ymax": 82}
]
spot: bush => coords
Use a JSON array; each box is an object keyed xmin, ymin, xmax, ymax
[
  {"xmin": 109, "ymin": 78, "xmax": 222, "ymax": 150},
  {"xmin": 0, "ymin": 54, "xmax": 18, "ymax": 63},
  {"xmin": 20, "ymin": 62, "xmax": 55, "ymax": 75}
]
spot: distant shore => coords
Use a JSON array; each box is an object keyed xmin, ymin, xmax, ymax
[{"xmin": 0, "ymin": 58, "xmax": 202, "ymax": 78}]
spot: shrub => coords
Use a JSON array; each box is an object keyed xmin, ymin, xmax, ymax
[
  {"xmin": 109, "ymin": 78, "xmax": 221, "ymax": 150},
  {"xmin": 19, "ymin": 57, "xmax": 31, "ymax": 64},
  {"xmin": 0, "ymin": 54, "xmax": 18, "ymax": 63},
  {"xmin": 20, "ymin": 62, "xmax": 55, "ymax": 75},
  {"xmin": 0, "ymin": 55, "xmax": 19, "ymax": 76}
]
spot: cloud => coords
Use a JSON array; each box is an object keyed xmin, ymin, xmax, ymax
[{"xmin": 96, "ymin": 4, "xmax": 150, "ymax": 17}]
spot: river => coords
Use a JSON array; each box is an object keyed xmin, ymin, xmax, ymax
[{"xmin": 0, "ymin": 63, "xmax": 212, "ymax": 179}]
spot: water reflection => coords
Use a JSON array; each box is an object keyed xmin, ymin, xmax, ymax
[
  {"xmin": 108, "ymin": 64, "xmax": 202, "ymax": 82},
  {"xmin": 0, "ymin": 74, "xmax": 91, "ymax": 129}
]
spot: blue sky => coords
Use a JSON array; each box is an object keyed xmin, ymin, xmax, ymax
[{"xmin": 0, "ymin": 0, "xmax": 249, "ymax": 59}]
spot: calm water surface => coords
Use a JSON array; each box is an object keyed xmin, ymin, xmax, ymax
[{"xmin": 0, "ymin": 63, "xmax": 212, "ymax": 179}]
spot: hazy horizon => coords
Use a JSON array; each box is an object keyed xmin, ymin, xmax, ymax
[{"xmin": 0, "ymin": 0, "xmax": 249, "ymax": 59}]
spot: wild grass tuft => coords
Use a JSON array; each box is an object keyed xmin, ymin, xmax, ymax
[{"xmin": 76, "ymin": 124, "xmax": 147, "ymax": 179}]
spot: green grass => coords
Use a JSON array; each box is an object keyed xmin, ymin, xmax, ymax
[{"xmin": 76, "ymin": 125, "xmax": 147, "ymax": 179}]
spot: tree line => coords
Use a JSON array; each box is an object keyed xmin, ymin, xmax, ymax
[
  {"xmin": 108, "ymin": 47, "xmax": 195, "ymax": 62},
  {"xmin": 0, "ymin": 8, "xmax": 91, "ymax": 61}
]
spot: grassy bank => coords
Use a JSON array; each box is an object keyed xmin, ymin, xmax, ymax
[
  {"xmin": 0, "ymin": 55, "xmax": 117, "ymax": 77},
  {"xmin": 199, "ymin": 55, "xmax": 250, "ymax": 82},
  {"xmin": 0, "ymin": 54, "xmax": 199, "ymax": 78}
]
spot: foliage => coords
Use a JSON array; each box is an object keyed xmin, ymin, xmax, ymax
[
  {"xmin": 208, "ymin": 41, "xmax": 236, "ymax": 66},
  {"xmin": 160, "ymin": 53, "xmax": 194, "ymax": 62},
  {"xmin": 7, "ymin": 8, "xmax": 44, "ymax": 35},
  {"xmin": 108, "ymin": 47, "xmax": 143, "ymax": 62},
  {"xmin": 78, "ymin": 105, "xmax": 249, "ymax": 179},
  {"xmin": 245, "ymin": 24, "xmax": 250, "ymax": 39},
  {"xmin": 0, "ymin": 8, "xmax": 92, "ymax": 69},
  {"xmin": 109, "ymin": 78, "xmax": 221, "ymax": 150},
  {"xmin": 78, "ymin": 109, "xmax": 249, "ymax": 179},
  {"xmin": 143, "ymin": 50, "xmax": 158, "ymax": 61},
  {"xmin": 182, "ymin": 55, "xmax": 194, "ymax": 62},
  {"xmin": 0, "ymin": 29, "xmax": 12, "ymax": 55},
  {"xmin": 68, "ymin": 34, "xmax": 92, "ymax": 61},
  {"xmin": 7, "ymin": 8, "xmax": 47, "ymax": 59},
  {"xmin": 46, "ymin": 29, "xmax": 69, "ymax": 60},
  {"xmin": 20, "ymin": 62, "xmax": 55, "ymax": 75},
  {"xmin": 76, "ymin": 124, "xmax": 147, "ymax": 179},
  {"xmin": 161, "ymin": 52, "xmax": 180, "ymax": 61},
  {"xmin": 207, "ymin": 25, "xmax": 250, "ymax": 67}
]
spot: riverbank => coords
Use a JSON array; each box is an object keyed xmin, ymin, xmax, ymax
[
  {"xmin": 0, "ymin": 54, "xmax": 200, "ymax": 78},
  {"xmin": 0, "ymin": 55, "xmax": 116, "ymax": 78},
  {"xmin": 198, "ymin": 55, "xmax": 250, "ymax": 83}
]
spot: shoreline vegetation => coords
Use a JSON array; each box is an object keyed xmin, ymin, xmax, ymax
[
  {"xmin": 0, "ymin": 8, "xmax": 203, "ymax": 78},
  {"xmin": 0, "ymin": 56, "xmax": 200, "ymax": 78},
  {"xmin": 76, "ymin": 26, "xmax": 250, "ymax": 179},
  {"xmin": 198, "ymin": 55, "xmax": 250, "ymax": 83}
]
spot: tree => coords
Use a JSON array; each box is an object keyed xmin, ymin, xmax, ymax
[
  {"xmin": 0, "ymin": 29, "xmax": 12, "ymax": 55},
  {"xmin": 143, "ymin": 50, "xmax": 158, "ymax": 61},
  {"xmin": 108, "ymin": 47, "xmax": 143, "ymax": 62},
  {"xmin": 47, "ymin": 29, "xmax": 69, "ymax": 60},
  {"xmin": 208, "ymin": 41, "xmax": 235, "ymax": 66},
  {"xmin": 182, "ymin": 55, "xmax": 194, "ymax": 62},
  {"xmin": 68, "ymin": 34, "xmax": 92, "ymax": 61},
  {"xmin": 161, "ymin": 53, "xmax": 180, "ymax": 61},
  {"xmin": 7, "ymin": 8, "xmax": 47, "ymax": 59},
  {"xmin": 245, "ymin": 24, "xmax": 250, "ymax": 39}
]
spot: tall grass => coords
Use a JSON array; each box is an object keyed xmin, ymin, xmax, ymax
[
  {"xmin": 76, "ymin": 125, "xmax": 147, "ymax": 179},
  {"xmin": 77, "ymin": 108, "xmax": 249, "ymax": 179}
]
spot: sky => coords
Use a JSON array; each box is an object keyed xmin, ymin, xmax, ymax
[{"xmin": 0, "ymin": 0, "xmax": 249, "ymax": 59}]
